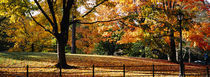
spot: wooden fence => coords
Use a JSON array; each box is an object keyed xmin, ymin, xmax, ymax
[{"xmin": 0, "ymin": 65, "xmax": 209, "ymax": 77}]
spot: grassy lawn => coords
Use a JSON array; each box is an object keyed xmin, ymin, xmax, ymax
[{"xmin": 0, "ymin": 52, "xmax": 208, "ymax": 77}]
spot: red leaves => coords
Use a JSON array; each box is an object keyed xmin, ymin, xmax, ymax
[
  {"xmin": 188, "ymin": 34, "xmax": 209, "ymax": 51},
  {"xmin": 189, "ymin": 35, "xmax": 204, "ymax": 41}
]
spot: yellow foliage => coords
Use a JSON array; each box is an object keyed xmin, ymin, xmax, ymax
[{"xmin": 0, "ymin": 0, "xmax": 8, "ymax": 3}]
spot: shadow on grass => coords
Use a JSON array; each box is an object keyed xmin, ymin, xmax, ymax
[
  {"xmin": 0, "ymin": 71, "xmax": 94, "ymax": 77},
  {"xmin": 0, "ymin": 52, "xmax": 58, "ymax": 63}
]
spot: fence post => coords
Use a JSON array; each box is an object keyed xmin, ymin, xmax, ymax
[
  {"xmin": 152, "ymin": 64, "xmax": 154, "ymax": 77},
  {"xmin": 59, "ymin": 65, "xmax": 62, "ymax": 77},
  {"xmin": 26, "ymin": 65, "xmax": 29, "ymax": 77},
  {"xmin": 92, "ymin": 64, "xmax": 95, "ymax": 77},
  {"xmin": 207, "ymin": 67, "xmax": 209, "ymax": 77},
  {"xmin": 123, "ymin": 64, "xmax": 125, "ymax": 77}
]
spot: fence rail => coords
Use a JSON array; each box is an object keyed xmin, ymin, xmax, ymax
[{"xmin": 0, "ymin": 64, "xmax": 209, "ymax": 77}]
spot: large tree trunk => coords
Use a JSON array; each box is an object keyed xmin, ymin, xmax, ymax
[
  {"xmin": 169, "ymin": 29, "xmax": 177, "ymax": 63},
  {"xmin": 56, "ymin": 39, "xmax": 68, "ymax": 68},
  {"xmin": 33, "ymin": 0, "xmax": 76, "ymax": 69}
]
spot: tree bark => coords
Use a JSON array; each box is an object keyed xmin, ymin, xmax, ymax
[
  {"xmin": 187, "ymin": 48, "xmax": 191, "ymax": 63},
  {"xmin": 71, "ymin": 19, "xmax": 76, "ymax": 54},
  {"xmin": 31, "ymin": 43, "xmax": 34, "ymax": 52},
  {"xmin": 56, "ymin": 38, "xmax": 69, "ymax": 68},
  {"xmin": 108, "ymin": 50, "xmax": 114, "ymax": 55},
  {"xmin": 142, "ymin": 46, "xmax": 145, "ymax": 57},
  {"xmin": 169, "ymin": 29, "xmax": 177, "ymax": 63},
  {"xmin": 108, "ymin": 42, "xmax": 114, "ymax": 55},
  {"xmin": 167, "ymin": 53, "xmax": 170, "ymax": 61}
]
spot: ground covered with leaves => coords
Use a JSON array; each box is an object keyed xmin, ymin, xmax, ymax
[{"xmin": 0, "ymin": 52, "xmax": 209, "ymax": 77}]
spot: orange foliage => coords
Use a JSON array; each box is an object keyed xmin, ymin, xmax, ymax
[
  {"xmin": 186, "ymin": 23, "xmax": 210, "ymax": 51},
  {"xmin": 117, "ymin": 27, "xmax": 144, "ymax": 44},
  {"xmin": 164, "ymin": 37, "xmax": 170, "ymax": 45},
  {"xmin": 69, "ymin": 25, "xmax": 102, "ymax": 53}
]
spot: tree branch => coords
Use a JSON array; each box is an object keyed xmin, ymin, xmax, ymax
[
  {"xmin": 153, "ymin": 34, "xmax": 170, "ymax": 38},
  {"xmin": 63, "ymin": 0, "xmax": 66, "ymax": 13},
  {"xmin": 34, "ymin": 0, "xmax": 54, "ymax": 26},
  {"xmin": 23, "ymin": 0, "xmax": 54, "ymax": 35},
  {"xmin": 61, "ymin": 0, "xmax": 73, "ymax": 27},
  {"xmin": 119, "ymin": 21, "xmax": 128, "ymax": 26},
  {"xmin": 19, "ymin": 17, "xmax": 30, "ymax": 36},
  {"xmin": 0, "ymin": 17, "xmax": 6, "ymax": 23},
  {"xmin": 82, "ymin": 0, "xmax": 108, "ymax": 18},
  {"xmin": 79, "ymin": 15, "xmax": 134, "ymax": 24},
  {"xmin": 79, "ymin": 18, "xmax": 122, "ymax": 24},
  {"xmin": 29, "ymin": 12, "xmax": 53, "ymax": 35},
  {"xmin": 47, "ymin": 0, "xmax": 58, "ymax": 34}
]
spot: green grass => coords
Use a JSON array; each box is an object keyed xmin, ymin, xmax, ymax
[{"xmin": 0, "ymin": 52, "xmax": 208, "ymax": 77}]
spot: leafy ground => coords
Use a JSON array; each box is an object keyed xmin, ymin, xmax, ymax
[{"xmin": 0, "ymin": 52, "xmax": 209, "ymax": 77}]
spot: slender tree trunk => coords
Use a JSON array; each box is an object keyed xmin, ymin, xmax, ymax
[
  {"xmin": 108, "ymin": 50, "xmax": 114, "ymax": 55},
  {"xmin": 176, "ymin": 51, "xmax": 179, "ymax": 62},
  {"xmin": 167, "ymin": 53, "xmax": 170, "ymax": 61},
  {"xmin": 108, "ymin": 44, "xmax": 113, "ymax": 55},
  {"xmin": 169, "ymin": 29, "xmax": 177, "ymax": 63},
  {"xmin": 31, "ymin": 43, "xmax": 34, "ymax": 52},
  {"xmin": 142, "ymin": 46, "xmax": 145, "ymax": 57},
  {"xmin": 108, "ymin": 42, "xmax": 115, "ymax": 55},
  {"xmin": 71, "ymin": 19, "xmax": 76, "ymax": 54},
  {"xmin": 188, "ymin": 48, "xmax": 191, "ymax": 63}
]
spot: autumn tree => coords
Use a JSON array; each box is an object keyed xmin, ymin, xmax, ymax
[
  {"xmin": 114, "ymin": 0, "xmax": 208, "ymax": 62},
  {"xmin": 0, "ymin": 0, "xmax": 110, "ymax": 68},
  {"xmin": 150, "ymin": 0, "xmax": 209, "ymax": 62},
  {"xmin": 0, "ymin": 17, "xmax": 13, "ymax": 51},
  {"xmin": 91, "ymin": 0, "xmax": 208, "ymax": 62},
  {"xmin": 26, "ymin": 0, "xmax": 112, "ymax": 68},
  {"xmin": 0, "ymin": 0, "xmax": 30, "ymax": 51},
  {"xmin": 6, "ymin": 17, "xmax": 54, "ymax": 52}
]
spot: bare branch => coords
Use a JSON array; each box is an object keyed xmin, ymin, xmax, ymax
[
  {"xmin": 29, "ymin": 12, "xmax": 53, "ymax": 35},
  {"xmin": 82, "ymin": 0, "xmax": 108, "ymax": 18},
  {"xmin": 34, "ymin": 0, "xmax": 54, "ymax": 26}
]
